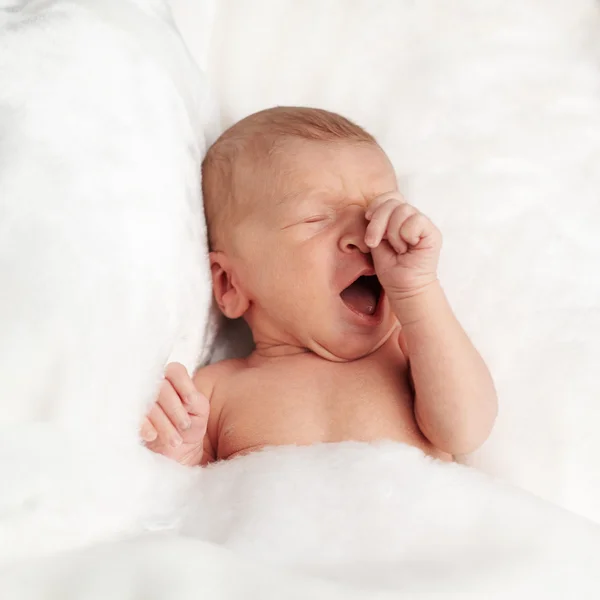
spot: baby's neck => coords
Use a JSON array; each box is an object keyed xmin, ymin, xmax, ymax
[
  {"xmin": 244, "ymin": 316, "xmax": 311, "ymax": 361},
  {"xmin": 252, "ymin": 340, "xmax": 311, "ymax": 360}
]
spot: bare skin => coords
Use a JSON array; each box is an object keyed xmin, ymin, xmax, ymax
[
  {"xmin": 141, "ymin": 139, "xmax": 498, "ymax": 465},
  {"xmin": 203, "ymin": 330, "xmax": 445, "ymax": 462}
]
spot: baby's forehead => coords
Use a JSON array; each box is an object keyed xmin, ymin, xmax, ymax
[
  {"xmin": 267, "ymin": 141, "xmax": 397, "ymax": 205},
  {"xmin": 275, "ymin": 184, "xmax": 374, "ymax": 213}
]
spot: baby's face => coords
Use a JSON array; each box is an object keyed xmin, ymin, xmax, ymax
[{"xmin": 230, "ymin": 140, "xmax": 400, "ymax": 361}]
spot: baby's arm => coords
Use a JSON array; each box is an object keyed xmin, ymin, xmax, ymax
[
  {"xmin": 141, "ymin": 363, "xmax": 216, "ymax": 466},
  {"xmin": 366, "ymin": 193, "xmax": 497, "ymax": 456},
  {"xmin": 396, "ymin": 285, "xmax": 497, "ymax": 455}
]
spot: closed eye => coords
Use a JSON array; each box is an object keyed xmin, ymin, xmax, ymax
[{"xmin": 281, "ymin": 215, "xmax": 331, "ymax": 231}]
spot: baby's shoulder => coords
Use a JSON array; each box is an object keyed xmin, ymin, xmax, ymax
[{"xmin": 193, "ymin": 357, "xmax": 247, "ymax": 393}]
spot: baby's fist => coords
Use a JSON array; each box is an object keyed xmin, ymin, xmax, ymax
[
  {"xmin": 365, "ymin": 193, "xmax": 441, "ymax": 298},
  {"xmin": 140, "ymin": 363, "xmax": 210, "ymax": 466}
]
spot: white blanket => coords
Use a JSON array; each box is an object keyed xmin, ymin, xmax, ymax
[
  {"xmin": 5, "ymin": 442, "xmax": 600, "ymax": 598},
  {"xmin": 0, "ymin": 0, "xmax": 213, "ymax": 566},
  {"xmin": 180, "ymin": 442, "xmax": 600, "ymax": 595},
  {"xmin": 3, "ymin": 0, "xmax": 600, "ymax": 597}
]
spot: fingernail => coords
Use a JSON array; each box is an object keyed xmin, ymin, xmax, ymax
[
  {"xmin": 179, "ymin": 416, "xmax": 191, "ymax": 430},
  {"xmin": 184, "ymin": 392, "xmax": 203, "ymax": 406},
  {"xmin": 142, "ymin": 429, "xmax": 157, "ymax": 442},
  {"xmin": 365, "ymin": 236, "xmax": 375, "ymax": 247},
  {"xmin": 170, "ymin": 435, "xmax": 182, "ymax": 448}
]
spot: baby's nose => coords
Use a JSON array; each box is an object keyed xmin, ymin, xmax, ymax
[{"xmin": 340, "ymin": 230, "xmax": 370, "ymax": 254}]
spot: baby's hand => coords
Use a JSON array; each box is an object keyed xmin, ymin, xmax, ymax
[
  {"xmin": 140, "ymin": 363, "xmax": 210, "ymax": 466},
  {"xmin": 365, "ymin": 193, "xmax": 441, "ymax": 299}
]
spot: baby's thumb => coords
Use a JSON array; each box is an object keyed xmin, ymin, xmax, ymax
[{"xmin": 184, "ymin": 392, "xmax": 210, "ymax": 422}]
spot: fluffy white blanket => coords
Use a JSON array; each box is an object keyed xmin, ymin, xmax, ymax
[
  {"xmin": 0, "ymin": 0, "xmax": 213, "ymax": 566},
  {"xmin": 3, "ymin": 0, "xmax": 600, "ymax": 597},
  {"xmin": 4, "ymin": 443, "xmax": 600, "ymax": 598},
  {"xmin": 180, "ymin": 442, "xmax": 600, "ymax": 595}
]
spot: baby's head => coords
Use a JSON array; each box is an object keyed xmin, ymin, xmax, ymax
[{"xmin": 202, "ymin": 107, "xmax": 399, "ymax": 361}]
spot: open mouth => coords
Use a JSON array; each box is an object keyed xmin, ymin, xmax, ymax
[{"xmin": 340, "ymin": 274, "xmax": 383, "ymax": 317}]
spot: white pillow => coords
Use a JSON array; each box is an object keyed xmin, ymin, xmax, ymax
[
  {"xmin": 200, "ymin": 0, "xmax": 600, "ymax": 522},
  {"xmin": 0, "ymin": 0, "xmax": 215, "ymax": 562}
]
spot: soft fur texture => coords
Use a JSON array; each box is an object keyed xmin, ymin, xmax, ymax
[
  {"xmin": 181, "ymin": 442, "xmax": 600, "ymax": 596},
  {"xmin": 2, "ymin": 0, "xmax": 600, "ymax": 597},
  {"xmin": 0, "ymin": 0, "xmax": 214, "ymax": 563},
  {"xmin": 5, "ymin": 443, "xmax": 600, "ymax": 598},
  {"xmin": 1, "ymin": 535, "xmax": 371, "ymax": 600}
]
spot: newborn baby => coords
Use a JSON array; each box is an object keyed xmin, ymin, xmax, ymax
[{"xmin": 140, "ymin": 107, "xmax": 498, "ymax": 465}]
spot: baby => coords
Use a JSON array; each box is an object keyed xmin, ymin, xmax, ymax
[{"xmin": 140, "ymin": 107, "xmax": 498, "ymax": 465}]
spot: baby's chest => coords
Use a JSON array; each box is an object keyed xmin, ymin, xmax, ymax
[{"xmin": 214, "ymin": 355, "xmax": 416, "ymax": 446}]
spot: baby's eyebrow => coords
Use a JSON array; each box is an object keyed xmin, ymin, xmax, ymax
[
  {"xmin": 277, "ymin": 188, "xmax": 369, "ymax": 208},
  {"xmin": 276, "ymin": 188, "xmax": 330, "ymax": 207}
]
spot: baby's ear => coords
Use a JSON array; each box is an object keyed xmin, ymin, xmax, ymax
[{"xmin": 209, "ymin": 252, "xmax": 249, "ymax": 319}]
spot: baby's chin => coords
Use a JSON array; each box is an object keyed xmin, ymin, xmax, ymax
[{"xmin": 309, "ymin": 324, "xmax": 398, "ymax": 363}]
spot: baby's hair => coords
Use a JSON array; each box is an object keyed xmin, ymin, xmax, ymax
[{"xmin": 202, "ymin": 106, "xmax": 377, "ymax": 250}]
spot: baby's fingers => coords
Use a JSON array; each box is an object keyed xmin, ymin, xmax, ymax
[
  {"xmin": 165, "ymin": 362, "xmax": 209, "ymax": 421},
  {"xmin": 140, "ymin": 417, "xmax": 157, "ymax": 443},
  {"xmin": 165, "ymin": 363, "xmax": 199, "ymax": 405},
  {"xmin": 184, "ymin": 390, "xmax": 210, "ymax": 422},
  {"xmin": 387, "ymin": 204, "xmax": 419, "ymax": 253},
  {"xmin": 365, "ymin": 192, "xmax": 405, "ymax": 221},
  {"xmin": 400, "ymin": 213, "xmax": 439, "ymax": 248},
  {"xmin": 365, "ymin": 199, "xmax": 398, "ymax": 248},
  {"xmin": 158, "ymin": 380, "xmax": 191, "ymax": 432},
  {"xmin": 148, "ymin": 403, "xmax": 182, "ymax": 448}
]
